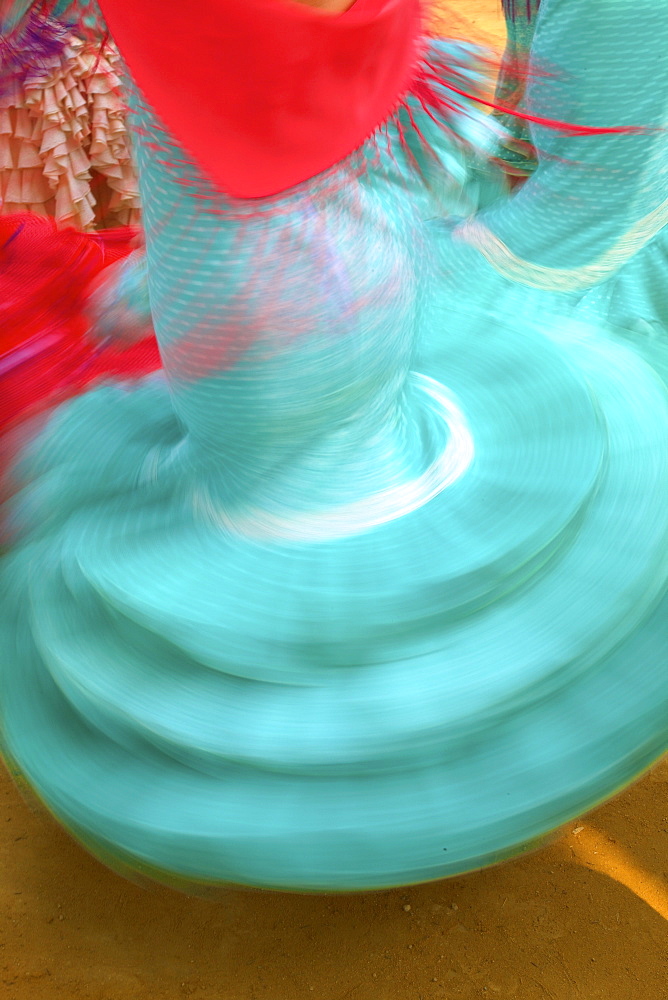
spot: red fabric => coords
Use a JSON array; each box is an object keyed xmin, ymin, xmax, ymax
[
  {"xmin": 97, "ymin": 0, "xmax": 423, "ymax": 199},
  {"xmin": 0, "ymin": 215, "xmax": 160, "ymax": 433}
]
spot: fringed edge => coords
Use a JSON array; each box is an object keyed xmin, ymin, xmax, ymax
[
  {"xmin": 127, "ymin": 29, "xmax": 654, "ymax": 227},
  {"xmin": 125, "ymin": 38, "xmax": 502, "ymax": 222}
]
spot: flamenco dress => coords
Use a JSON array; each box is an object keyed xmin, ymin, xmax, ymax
[
  {"xmin": 0, "ymin": 0, "xmax": 139, "ymax": 227},
  {"xmin": 1, "ymin": 0, "xmax": 667, "ymax": 892}
]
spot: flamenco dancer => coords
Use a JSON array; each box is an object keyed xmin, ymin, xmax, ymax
[{"xmin": 1, "ymin": 0, "xmax": 667, "ymax": 892}]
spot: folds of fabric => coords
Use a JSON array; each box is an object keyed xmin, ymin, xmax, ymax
[
  {"xmin": 0, "ymin": 3, "xmax": 140, "ymax": 228},
  {"xmin": 463, "ymin": 0, "xmax": 668, "ymax": 287},
  {"xmin": 0, "ymin": 4, "xmax": 667, "ymax": 893}
]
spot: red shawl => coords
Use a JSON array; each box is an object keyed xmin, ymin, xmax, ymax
[{"xmin": 97, "ymin": 0, "xmax": 423, "ymax": 198}]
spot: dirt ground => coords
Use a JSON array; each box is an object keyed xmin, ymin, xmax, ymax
[
  {"xmin": 3, "ymin": 2, "xmax": 668, "ymax": 999},
  {"xmin": 3, "ymin": 762, "xmax": 668, "ymax": 1000}
]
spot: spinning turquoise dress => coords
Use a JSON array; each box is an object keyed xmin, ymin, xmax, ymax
[{"xmin": 1, "ymin": 0, "xmax": 667, "ymax": 891}]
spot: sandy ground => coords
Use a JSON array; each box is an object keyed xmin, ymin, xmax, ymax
[
  {"xmin": 3, "ymin": 763, "xmax": 668, "ymax": 999},
  {"xmin": 3, "ymin": 2, "xmax": 668, "ymax": 998}
]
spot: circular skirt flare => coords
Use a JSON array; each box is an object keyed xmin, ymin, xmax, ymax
[
  {"xmin": 1, "ymin": 28, "xmax": 668, "ymax": 890},
  {"xmin": 2, "ymin": 274, "xmax": 667, "ymax": 890}
]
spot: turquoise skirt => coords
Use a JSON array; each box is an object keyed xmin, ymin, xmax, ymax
[{"xmin": 2, "ymin": 4, "xmax": 668, "ymax": 890}]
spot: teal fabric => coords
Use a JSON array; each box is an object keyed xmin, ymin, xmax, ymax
[
  {"xmin": 1, "ymin": 6, "xmax": 668, "ymax": 892},
  {"xmin": 492, "ymin": 0, "xmax": 541, "ymax": 174},
  {"xmin": 483, "ymin": 0, "xmax": 668, "ymax": 270}
]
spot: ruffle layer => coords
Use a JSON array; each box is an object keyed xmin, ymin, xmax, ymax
[{"xmin": 0, "ymin": 33, "xmax": 139, "ymax": 230}]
